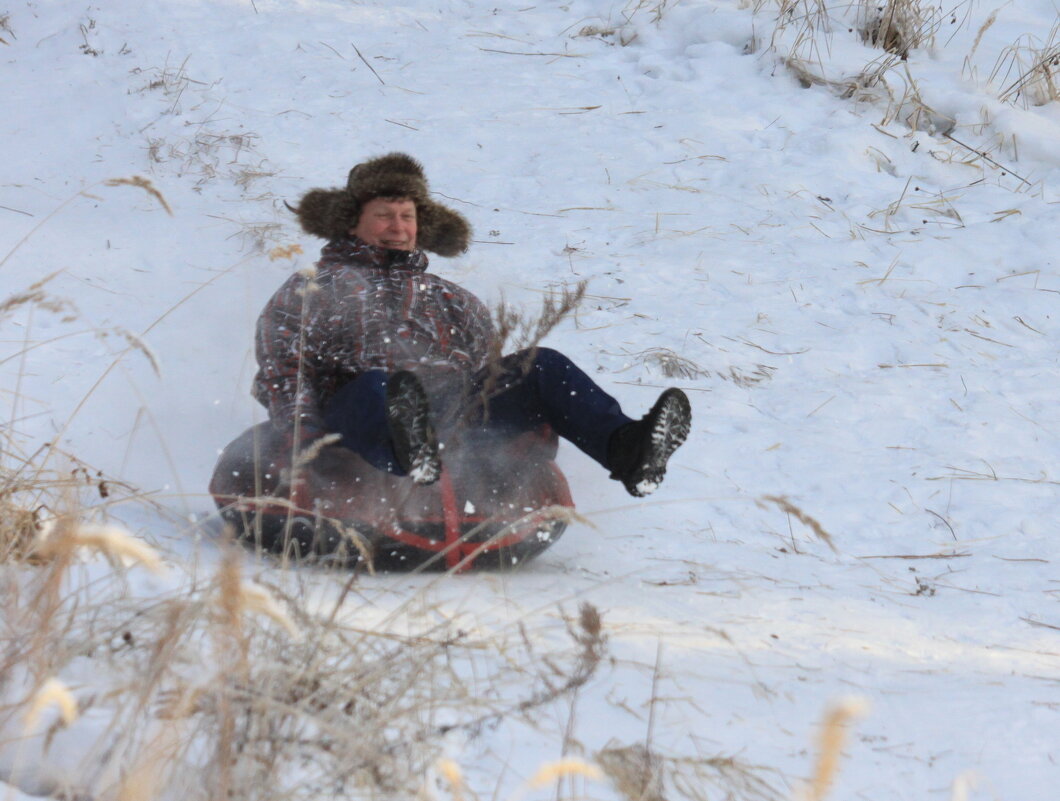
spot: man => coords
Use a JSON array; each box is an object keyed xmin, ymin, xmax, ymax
[{"xmin": 253, "ymin": 153, "xmax": 691, "ymax": 497}]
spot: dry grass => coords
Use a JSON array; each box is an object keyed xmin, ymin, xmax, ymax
[
  {"xmin": 1, "ymin": 514, "xmax": 798, "ymax": 801},
  {"xmin": 104, "ymin": 176, "xmax": 174, "ymax": 216},
  {"xmin": 570, "ymin": 0, "xmax": 676, "ymax": 46},
  {"xmin": 135, "ymin": 56, "xmax": 277, "ymax": 203},
  {"xmin": 782, "ymin": 54, "xmax": 895, "ymax": 103},
  {"xmin": 597, "ymin": 742, "xmax": 784, "ymax": 801},
  {"xmin": 0, "ymin": 439, "xmax": 142, "ymax": 562},
  {"xmin": 597, "ymin": 744, "xmax": 666, "ymax": 801},
  {"xmin": 0, "ymin": 272, "xmax": 78, "ymax": 322},
  {"xmin": 761, "ymin": 1, "xmax": 889, "ymax": 105},
  {"xmin": 32, "ymin": 520, "xmax": 166, "ymax": 574},
  {"xmin": 0, "ymin": 501, "xmax": 41, "ymax": 562},
  {"xmin": 1, "ymin": 508, "xmax": 614, "ymax": 800},
  {"xmin": 132, "ymin": 53, "xmax": 205, "ymax": 112},
  {"xmin": 492, "ymin": 280, "xmax": 588, "ymax": 356},
  {"xmin": 856, "ymin": 0, "xmax": 941, "ymax": 60},
  {"xmin": 622, "ymin": 346, "xmax": 774, "ymax": 387},
  {"xmin": 1, "ymin": 278, "xmax": 148, "ymax": 567},
  {"xmin": 22, "ymin": 678, "xmax": 79, "ymax": 729},
  {"xmin": 207, "ymin": 214, "xmax": 285, "ymax": 252},
  {"xmin": 526, "ymin": 758, "xmax": 605, "ymax": 787},
  {"xmin": 622, "ymin": 0, "xmax": 676, "ymax": 27},
  {"xmin": 884, "ymin": 67, "xmax": 956, "ymax": 134},
  {"xmin": 762, "ymin": 0, "xmax": 837, "ymax": 74},
  {"xmin": 0, "ymin": 13, "xmax": 15, "ymax": 45},
  {"xmin": 634, "ymin": 347, "xmax": 707, "ymax": 380},
  {"xmin": 991, "ymin": 20, "xmax": 1060, "ymax": 108},
  {"xmin": 267, "ymin": 243, "xmax": 304, "ymax": 261},
  {"xmin": 758, "ymin": 495, "xmax": 838, "ymax": 553},
  {"xmin": 801, "ymin": 697, "xmax": 870, "ymax": 801},
  {"xmin": 472, "ymin": 281, "xmax": 588, "ymax": 412},
  {"xmin": 760, "ymin": 0, "xmax": 973, "ymax": 137}
]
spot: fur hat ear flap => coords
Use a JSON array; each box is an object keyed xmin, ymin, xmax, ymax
[
  {"xmin": 293, "ymin": 189, "xmax": 361, "ymax": 242},
  {"xmin": 417, "ymin": 203, "xmax": 472, "ymax": 257},
  {"xmin": 290, "ymin": 153, "xmax": 472, "ymax": 256}
]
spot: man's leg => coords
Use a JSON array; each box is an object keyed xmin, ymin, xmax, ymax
[
  {"xmin": 471, "ymin": 347, "xmax": 632, "ymax": 468},
  {"xmin": 471, "ymin": 347, "xmax": 691, "ymax": 496},
  {"xmin": 323, "ymin": 369, "xmax": 439, "ymax": 483},
  {"xmin": 323, "ymin": 370, "xmax": 395, "ymax": 472}
]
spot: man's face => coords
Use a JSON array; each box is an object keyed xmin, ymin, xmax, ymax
[{"xmin": 351, "ymin": 197, "xmax": 418, "ymax": 250}]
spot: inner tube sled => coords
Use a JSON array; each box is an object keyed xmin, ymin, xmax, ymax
[{"xmin": 208, "ymin": 422, "xmax": 574, "ymax": 571}]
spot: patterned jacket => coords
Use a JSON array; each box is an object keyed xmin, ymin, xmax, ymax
[{"xmin": 253, "ymin": 237, "xmax": 495, "ymax": 432}]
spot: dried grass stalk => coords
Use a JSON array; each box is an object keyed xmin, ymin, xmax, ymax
[
  {"xmin": 992, "ymin": 21, "xmax": 1060, "ymax": 107},
  {"xmin": 0, "ymin": 271, "xmax": 79, "ymax": 321},
  {"xmin": 803, "ymin": 696, "xmax": 870, "ymax": 801},
  {"xmin": 291, "ymin": 432, "xmax": 342, "ymax": 471},
  {"xmin": 527, "ymin": 758, "xmax": 605, "ymax": 787},
  {"xmin": 435, "ymin": 759, "xmax": 465, "ymax": 801},
  {"xmin": 33, "ymin": 520, "xmax": 166, "ymax": 574},
  {"xmin": 268, "ymin": 243, "xmax": 304, "ymax": 261},
  {"xmin": 23, "ymin": 677, "xmax": 79, "ymax": 729},
  {"xmin": 104, "ymin": 175, "xmax": 174, "ymax": 216},
  {"xmin": 116, "ymin": 327, "xmax": 162, "ymax": 376},
  {"xmin": 949, "ymin": 771, "xmax": 981, "ymax": 801},
  {"xmin": 475, "ymin": 280, "xmax": 587, "ymax": 412},
  {"xmin": 758, "ymin": 495, "xmax": 838, "ymax": 552},
  {"xmin": 635, "ymin": 347, "xmax": 707, "ymax": 380},
  {"xmin": 234, "ymin": 581, "xmax": 301, "ymax": 640},
  {"xmin": 493, "ymin": 280, "xmax": 588, "ymax": 356}
]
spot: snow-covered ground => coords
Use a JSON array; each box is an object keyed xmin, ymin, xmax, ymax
[{"xmin": 2, "ymin": 0, "xmax": 1059, "ymax": 798}]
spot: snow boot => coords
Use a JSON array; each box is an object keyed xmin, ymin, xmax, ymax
[
  {"xmin": 607, "ymin": 388, "xmax": 691, "ymax": 497},
  {"xmin": 385, "ymin": 371, "xmax": 440, "ymax": 485}
]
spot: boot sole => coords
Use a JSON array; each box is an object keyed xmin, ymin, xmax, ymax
[{"xmin": 628, "ymin": 388, "xmax": 691, "ymax": 497}]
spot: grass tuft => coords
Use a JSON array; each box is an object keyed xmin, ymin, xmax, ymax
[
  {"xmin": 597, "ymin": 742, "xmax": 784, "ymax": 801},
  {"xmin": 857, "ymin": 0, "xmax": 938, "ymax": 60},
  {"xmin": 596, "ymin": 744, "xmax": 665, "ymax": 801},
  {"xmin": 991, "ymin": 20, "xmax": 1060, "ymax": 107}
]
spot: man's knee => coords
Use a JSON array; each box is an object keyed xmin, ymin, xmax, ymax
[{"xmin": 530, "ymin": 346, "xmax": 570, "ymax": 373}]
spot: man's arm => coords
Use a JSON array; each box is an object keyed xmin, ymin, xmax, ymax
[
  {"xmin": 252, "ymin": 276, "xmax": 326, "ymax": 439},
  {"xmin": 460, "ymin": 288, "xmax": 498, "ymax": 371}
]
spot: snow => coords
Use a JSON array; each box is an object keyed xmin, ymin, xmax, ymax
[{"xmin": 2, "ymin": 0, "xmax": 1059, "ymax": 799}]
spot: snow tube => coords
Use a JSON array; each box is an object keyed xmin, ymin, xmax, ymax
[{"xmin": 209, "ymin": 422, "xmax": 574, "ymax": 571}]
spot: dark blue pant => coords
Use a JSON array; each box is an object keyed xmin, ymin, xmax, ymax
[{"xmin": 323, "ymin": 347, "xmax": 632, "ymax": 475}]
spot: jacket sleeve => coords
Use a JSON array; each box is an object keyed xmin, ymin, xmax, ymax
[
  {"xmin": 252, "ymin": 276, "xmax": 326, "ymax": 433},
  {"xmin": 464, "ymin": 291, "xmax": 497, "ymax": 370}
]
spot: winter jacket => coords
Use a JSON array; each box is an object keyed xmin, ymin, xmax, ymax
[{"xmin": 253, "ymin": 236, "xmax": 495, "ymax": 433}]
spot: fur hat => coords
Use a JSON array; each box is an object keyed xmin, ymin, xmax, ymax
[{"xmin": 292, "ymin": 153, "xmax": 471, "ymax": 256}]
